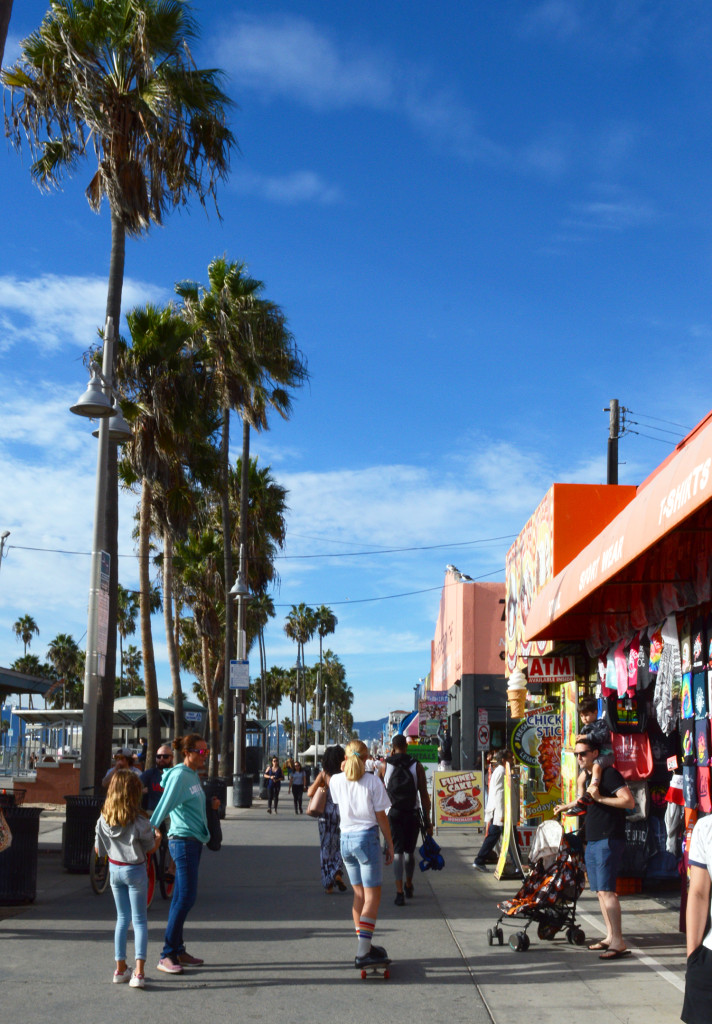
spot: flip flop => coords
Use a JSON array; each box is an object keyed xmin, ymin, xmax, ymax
[
  {"xmin": 599, "ymin": 948, "xmax": 631, "ymax": 960},
  {"xmin": 588, "ymin": 941, "xmax": 609, "ymax": 951}
]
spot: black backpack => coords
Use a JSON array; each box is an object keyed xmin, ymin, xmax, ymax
[{"xmin": 386, "ymin": 756, "xmax": 417, "ymax": 811}]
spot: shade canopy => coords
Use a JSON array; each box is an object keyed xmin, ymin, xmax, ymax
[{"xmin": 0, "ymin": 667, "xmax": 53, "ymax": 704}]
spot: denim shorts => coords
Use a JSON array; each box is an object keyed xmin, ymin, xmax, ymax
[
  {"xmin": 340, "ymin": 827, "xmax": 383, "ymax": 888},
  {"xmin": 585, "ymin": 837, "xmax": 625, "ymax": 892}
]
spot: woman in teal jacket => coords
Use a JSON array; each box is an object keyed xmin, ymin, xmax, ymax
[{"xmin": 150, "ymin": 734, "xmax": 219, "ymax": 974}]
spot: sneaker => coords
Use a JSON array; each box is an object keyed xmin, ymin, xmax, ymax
[
  {"xmin": 113, "ymin": 967, "xmax": 131, "ymax": 984},
  {"xmin": 267, "ymin": 808, "xmax": 272, "ymax": 814},
  {"xmin": 355, "ymin": 947, "xmax": 390, "ymax": 968},
  {"xmin": 156, "ymin": 957, "xmax": 183, "ymax": 975},
  {"xmin": 472, "ymin": 862, "xmax": 489, "ymax": 872},
  {"xmin": 394, "ymin": 891, "xmax": 405, "ymax": 906},
  {"xmin": 567, "ymin": 804, "xmax": 588, "ymax": 817},
  {"xmin": 178, "ymin": 952, "xmax": 204, "ymax": 965},
  {"xmin": 404, "ymin": 883, "xmax": 414, "ymax": 898},
  {"xmin": 129, "ymin": 973, "xmax": 145, "ymax": 989}
]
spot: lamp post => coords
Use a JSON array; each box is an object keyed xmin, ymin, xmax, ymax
[
  {"xmin": 230, "ymin": 545, "xmax": 250, "ymax": 805},
  {"xmin": 70, "ymin": 318, "xmax": 131, "ymax": 793}
]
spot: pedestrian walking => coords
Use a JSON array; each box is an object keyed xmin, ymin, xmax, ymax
[
  {"xmin": 289, "ymin": 760, "xmax": 307, "ymax": 814},
  {"xmin": 328, "ymin": 739, "xmax": 394, "ymax": 968},
  {"xmin": 681, "ymin": 814, "xmax": 712, "ymax": 1023},
  {"xmin": 472, "ymin": 750, "xmax": 507, "ymax": 871},
  {"xmin": 263, "ymin": 756, "xmax": 284, "ymax": 814},
  {"xmin": 149, "ymin": 735, "xmax": 220, "ymax": 975},
  {"xmin": 380, "ymin": 733, "xmax": 432, "ymax": 904},
  {"xmin": 307, "ymin": 744, "xmax": 348, "ymax": 894},
  {"xmin": 95, "ymin": 769, "xmax": 160, "ymax": 989},
  {"xmin": 555, "ymin": 734, "xmax": 635, "ymax": 960}
]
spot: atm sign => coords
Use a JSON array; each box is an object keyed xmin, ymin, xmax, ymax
[{"xmin": 526, "ymin": 655, "xmax": 575, "ymax": 683}]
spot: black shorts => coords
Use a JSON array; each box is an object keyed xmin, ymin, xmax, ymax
[
  {"xmin": 682, "ymin": 944, "xmax": 712, "ymax": 1024},
  {"xmin": 389, "ymin": 808, "xmax": 420, "ymax": 855}
]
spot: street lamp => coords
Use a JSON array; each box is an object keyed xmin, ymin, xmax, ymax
[
  {"xmin": 0, "ymin": 531, "xmax": 10, "ymax": 578},
  {"xmin": 70, "ymin": 318, "xmax": 131, "ymax": 793},
  {"xmin": 229, "ymin": 546, "xmax": 250, "ymax": 805}
]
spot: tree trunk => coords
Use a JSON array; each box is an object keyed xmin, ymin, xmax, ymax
[
  {"xmin": 162, "ymin": 530, "xmax": 184, "ymax": 737},
  {"xmin": 0, "ymin": 0, "xmax": 13, "ymax": 70},
  {"xmin": 94, "ymin": 211, "xmax": 126, "ymax": 791},
  {"xmin": 220, "ymin": 406, "xmax": 233, "ymax": 776},
  {"xmin": 139, "ymin": 478, "xmax": 160, "ymax": 767},
  {"xmin": 202, "ymin": 635, "xmax": 220, "ymax": 778}
]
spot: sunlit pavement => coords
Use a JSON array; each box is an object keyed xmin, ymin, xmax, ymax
[{"xmin": 0, "ymin": 798, "xmax": 686, "ymax": 1024}]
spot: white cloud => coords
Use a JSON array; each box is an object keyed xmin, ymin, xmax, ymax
[
  {"xmin": 231, "ymin": 170, "xmax": 343, "ymax": 205},
  {"xmin": 0, "ymin": 274, "xmax": 168, "ymax": 352}
]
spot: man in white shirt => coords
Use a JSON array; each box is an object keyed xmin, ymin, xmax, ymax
[
  {"xmin": 682, "ymin": 814, "xmax": 712, "ymax": 1023},
  {"xmin": 473, "ymin": 751, "xmax": 506, "ymax": 872}
]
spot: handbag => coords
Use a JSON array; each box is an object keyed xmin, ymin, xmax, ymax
[
  {"xmin": 0, "ymin": 807, "xmax": 12, "ymax": 853},
  {"xmin": 306, "ymin": 782, "xmax": 327, "ymax": 818},
  {"xmin": 611, "ymin": 732, "xmax": 654, "ymax": 780},
  {"xmin": 205, "ymin": 804, "xmax": 222, "ymax": 851}
]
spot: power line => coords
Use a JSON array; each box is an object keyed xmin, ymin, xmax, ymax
[
  {"xmin": 625, "ymin": 418, "xmax": 685, "ymax": 439},
  {"xmin": 624, "ymin": 428, "xmax": 677, "ymax": 445},
  {"xmin": 272, "ymin": 567, "xmax": 504, "ymax": 607},
  {"xmin": 625, "ymin": 409, "xmax": 692, "ymax": 432}
]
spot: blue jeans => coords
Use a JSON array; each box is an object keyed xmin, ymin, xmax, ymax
[
  {"xmin": 341, "ymin": 827, "xmax": 383, "ymax": 888},
  {"xmin": 109, "ymin": 862, "xmax": 148, "ymax": 962},
  {"xmin": 162, "ymin": 838, "xmax": 202, "ymax": 960}
]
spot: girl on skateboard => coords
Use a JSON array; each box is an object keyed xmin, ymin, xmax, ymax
[{"xmin": 329, "ymin": 740, "xmax": 394, "ymax": 968}]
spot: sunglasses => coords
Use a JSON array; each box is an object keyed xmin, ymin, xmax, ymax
[
  {"xmin": 113, "ymin": 755, "xmax": 127, "ymax": 761},
  {"xmin": 156, "ymin": 753, "xmax": 172, "ymax": 760},
  {"xmin": 574, "ymin": 751, "xmax": 589, "ymax": 758},
  {"xmin": 188, "ymin": 747, "xmax": 209, "ymax": 755}
]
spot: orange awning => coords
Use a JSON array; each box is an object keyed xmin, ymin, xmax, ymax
[{"xmin": 524, "ymin": 413, "xmax": 712, "ymax": 649}]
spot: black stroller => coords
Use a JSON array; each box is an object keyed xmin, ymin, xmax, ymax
[{"xmin": 486, "ymin": 820, "xmax": 586, "ymax": 952}]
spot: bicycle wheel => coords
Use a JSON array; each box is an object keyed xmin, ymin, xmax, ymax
[
  {"xmin": 146, "ymin": 852, "xmax": 156, "ymax": 909},
  {"xmin": 90, "ymin": 851, "xmax": 110, "ymax": 895},
  {"xmin": 158, "ymin": 840, "xmax": 175, "ymax": 900}
]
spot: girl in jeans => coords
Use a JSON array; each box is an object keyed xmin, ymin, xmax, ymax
[
  {"xmin": 329, "ymin": 740, "xmax": 394, "ymax": 967},
  {"xmin": 95, "ymin": 770, "xmax": 160, "ymax": 988},
  {"xmin": 150, "ymin": 735, "xmax": 220, "ymax": 975}
]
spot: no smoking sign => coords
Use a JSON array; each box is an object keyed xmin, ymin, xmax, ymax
[{"xmin": 477, "ymin": 723, "xmax": 490, "ymax": 751}]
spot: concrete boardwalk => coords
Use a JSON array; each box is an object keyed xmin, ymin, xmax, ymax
[{"xmin": 1, "ymin": 800, "xmax": 687, "ymax": 1023}]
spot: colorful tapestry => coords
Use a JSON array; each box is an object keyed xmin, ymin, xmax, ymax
[
  {"xmin": 681, "ymin": 673, "xmax": 694, "ymax": 719},
  {"xmin": 696, "ymin": 718, "xmax": 710, "ymax": 767},
  {"xmin": 693, "ymin": 672, "xmax": 708, "ymax": 719}
]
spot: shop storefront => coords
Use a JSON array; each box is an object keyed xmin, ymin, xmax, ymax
[{"xmin": 512, "ymin": 411, "xmax": 712, "ymax": 892}]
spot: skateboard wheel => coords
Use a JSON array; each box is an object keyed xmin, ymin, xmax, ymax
[
  {"xmin": 383, "ymin": 969, "xmax": 390, "ymax": 979},
  {"xmin": 361, "ymin": 970, "xmax": 367, "ymax": 980}
]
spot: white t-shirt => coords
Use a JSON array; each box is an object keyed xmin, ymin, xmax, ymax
[
  {"xmin": 688, "ymin": 815, "xmax": 712, "ymax": 950},
  {"xmin": 329, "ymin": 771, "xmax": 391, "ymax": 832}
]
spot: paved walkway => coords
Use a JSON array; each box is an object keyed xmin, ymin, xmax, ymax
[{"xmin": 0, "ymin": 799, "xmax": 687, "ymax": 1023}]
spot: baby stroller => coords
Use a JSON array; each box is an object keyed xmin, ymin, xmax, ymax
[{"xmin": 486, "ymin": 819, "xmax": 586, "ymax": 952}]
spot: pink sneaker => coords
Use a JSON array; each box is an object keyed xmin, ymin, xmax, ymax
[
  {"xmin": 156, "ymin": 957, "xmax": 183, "ymax": 974},
  {"xmin": 113, "ymin": 967, "xmax": 131, "ymax": 984},
  {"xmin": 178, "ymin": 952, "xmax": 204, "ymax": 965}
]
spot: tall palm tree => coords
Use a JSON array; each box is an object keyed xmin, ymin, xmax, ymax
[
  {"xmin": 2, "ymin": 0, "xmax": 234, "ymax": 787},
  {"xmin": 314, "ymin": 605, "xmax": 337, "ymax": 731},
  {"xmin": 0, "ymin": 0, "xmax": 13, "ymax": 70},
  {"xmin": 46, "ymin": 633, "xmax": 82, "ymax": 709},
  {"xmin": 123, "ymin": 644, "xmax": 143, "ymax": 696},
  {"xmin": 13, "ymin": 615, "xmax": 39, "ymax": 656},
  {"xmin": 118, "ymin": 302, "xmax": 197, "ymax": 767},
  {"xmin": 116, "ymin": 584, "xmax": 139, "ymax": 695},
  {"xmin": 178, "ymin": 258, "xmax": 307, "ymax": 770},
  {"xmin": 284, "ymin": 604, "xmax": 317, "ymax": 754},
  {"xmin": 247, "ymin": 591, "xmax": 274, "ymax": 720}
]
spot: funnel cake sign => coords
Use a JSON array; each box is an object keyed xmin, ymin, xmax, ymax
[{"xmin": 432, "ymin": 770, "xmax": 484, "ymax": 828}]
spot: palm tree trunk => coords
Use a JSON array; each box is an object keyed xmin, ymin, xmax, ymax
[
  {"xmin": 0, "ymin": 0, "xmax": 14, "ymax": 71},
  {"xmin": 163, "ymin": 530, "xmax": 184, "ymax": 737},
  {"xmin": 202, "ymin": 636, "xmax": 219, "ymax": 778},
  {"xmin": 139, "ymin": 478, "xmax": 160, "ymax": 767},
  {"xmin": 95, "ymin": 211, "xmax": 126, "ymax": 790},
  {"xmin": 220, "ymin": 406, "xmax": 233, "ymax": 776}
]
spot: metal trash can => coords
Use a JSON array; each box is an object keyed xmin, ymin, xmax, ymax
[
  {"xmin": 63, "ymin": 795, "xmax": 103, "ymax": 873},
  {"xmin": 0, "ymin": 806, "xmax": 43, "ymax": 904},
  {"xmin": 232, "ymin": 773, "xmax": 253, "ymax": 808},
  {"xmin": 203, "ymin": 777, "xmax": 228, "ymax": 820}
]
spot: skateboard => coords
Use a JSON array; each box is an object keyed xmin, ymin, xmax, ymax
[{"xmin": 357, "ymin": 959, "xmax": 392, "ymax": 980}]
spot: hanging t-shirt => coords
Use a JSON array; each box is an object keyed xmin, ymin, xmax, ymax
[{"xmin": 688, "ymin": 815, "xmax": 712, "ymax": 950}]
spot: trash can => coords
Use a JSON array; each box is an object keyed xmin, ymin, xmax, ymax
[
  {"xmin": 232, "ymin": 773, "xmax": 253, "ymax": 808},
  {"xmin": 63, "ymin": 795, "xmax": 103, "ymax": 873},
  {"xmin": 0, "ymin": 806, "xmax": 43, "ymax": 904},
  {"xmin": 0, "ymin": 788, "xmax": 26, "ymax": 808},
  {"xmin": 203, "ymin": 778, "xmax": 228, "ymax": 821}
]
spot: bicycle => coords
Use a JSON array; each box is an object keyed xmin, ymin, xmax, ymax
[{"xmin": 155, "ymin": 827, "xmax": 175, "ymax": 900}]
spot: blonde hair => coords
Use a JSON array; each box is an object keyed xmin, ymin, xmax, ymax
[
  {"xmin": 102, "ymin": 769, "xmax": 146, "ymax": 827},
  {"xmin": 343, "ymin": 740, "xmax": 369, "ymax": 782}
]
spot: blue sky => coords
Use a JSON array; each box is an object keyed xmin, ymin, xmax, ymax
[{"xmin": 1, "ymin": 1, "xmax": 712, "ymax": 721}]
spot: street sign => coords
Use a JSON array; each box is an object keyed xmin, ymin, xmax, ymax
[
  {"xmin": 478, "ymin": 707, "xmax": 488, "ymax": 725},
  {"xmin": 229, "ymin": 659, "xmax": 250, "ymax": 689},
  {"xmin": 185, "ymin": 711, "xmax": 202, "ymax": 722},
  {"xmin": 312, "ymin": 719, "xmax": 322, "ymax": 731},
  {"xmin": 477, "ymin": 723, "xmax": 491, "ymax": 752}
]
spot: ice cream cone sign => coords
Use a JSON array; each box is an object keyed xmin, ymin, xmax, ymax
[{"xmin": 507, "ymin": 668, "xmax": 528, "ymax": 718}]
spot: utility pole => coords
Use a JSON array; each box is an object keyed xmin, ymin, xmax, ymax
[{"xmin": 605, "ymin": 399, "xmax": 620, "ymax": 485}]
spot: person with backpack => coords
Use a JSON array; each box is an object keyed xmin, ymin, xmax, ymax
[{"xmin": 379, "ymin": 733, "xmax": 432, "ymax": 905}]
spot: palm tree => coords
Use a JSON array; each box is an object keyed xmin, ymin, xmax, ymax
[
  {"xmin": 13, "ymin": 615, "xmax": 39, "ymax": 656},
  {"xmin": 284, "ymin": 604, "xmax": 317, "ymax": 755},
  {"xmin": 117, "ymin": 302, "xmax": 197, "ymax": 767},
  {"xmin": 2, "ymin": 0, "xmax": 234, "ymax": 787},
  {"xmin": 123, "ymin": 645, "xmax": 143, "ymax": 696},
  {"xmin": 314, "ymin": 605, "xmax": 337, "ymax": 734},
  {"xmin": 46, "ymin": 633, "xmax": 82, "ymax": 709},
  {"xmin": 0, "ymin": 0, "xmax": 13, "ymax": 70},
  {"xmin": 116, "ymin": 584, "xmax": 139, "ymax": 695},
  {"xmin": 178, "ymin": 258, "xmax": 307, "ymax": 770}
]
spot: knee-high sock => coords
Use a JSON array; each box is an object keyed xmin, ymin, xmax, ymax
[
  {"xmin": 393, "ymin": 852, "xmax": 404, "ymax": 882},
  {"xmin": 357, "ymin": 916, "xmax": 376, "ymax": 957}
]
